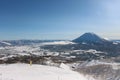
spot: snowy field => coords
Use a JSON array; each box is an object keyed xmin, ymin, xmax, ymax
[{"xmin": 0, "ymin": 63, "xmax": 94, "ymax": 80}]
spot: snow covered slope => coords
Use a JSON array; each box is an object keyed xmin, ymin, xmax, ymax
[{"xmin": 0, "ymin": 63, "xmax": 94, "ymax": 80}]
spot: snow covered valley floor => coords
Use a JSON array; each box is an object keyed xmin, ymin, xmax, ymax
[{"xmin": 0, "ymin": 63, "xmax": 95, "ymax": 80}]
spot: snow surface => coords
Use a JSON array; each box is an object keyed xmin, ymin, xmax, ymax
[
  {"xmin": 0, "ymin": 63, "xmax": 95, "ymax": 80},
  {"xmin": 60, "ymin": 63, "xmax": 70, "ymax": 70}
]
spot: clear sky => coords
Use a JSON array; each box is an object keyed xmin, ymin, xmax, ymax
[{"xmin": 0, "ymin": 0, "xmax": 120, "ymax": 40}]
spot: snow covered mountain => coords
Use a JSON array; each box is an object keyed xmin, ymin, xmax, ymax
[{"xmin": 73, "ymin": 32, "xmax": 109, "ymax": 44}]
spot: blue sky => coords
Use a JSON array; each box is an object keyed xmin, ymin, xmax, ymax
[{"xmin": 0, "ymin": 0, "xmax": 120, "ymax": 40}]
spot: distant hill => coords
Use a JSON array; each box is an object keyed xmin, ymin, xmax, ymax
[
  {"xmin": 0, "ymin": 40, "xmax": 65, "ymax": 46},
  {"xmin": 0, "ymin": 41, "xmax": 11, "ymax": 46},
  {"xmin": 73, "ymin": 32, "xmax": 110, "ymax": 44}
]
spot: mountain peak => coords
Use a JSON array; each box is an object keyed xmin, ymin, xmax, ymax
[
  {"xmin": 82, "ymin": 32, "xmax": 99, "ymax": 36},
  {"xmin": 73, "ymin": 32, "xmax": 109, "ymax": 44}
]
